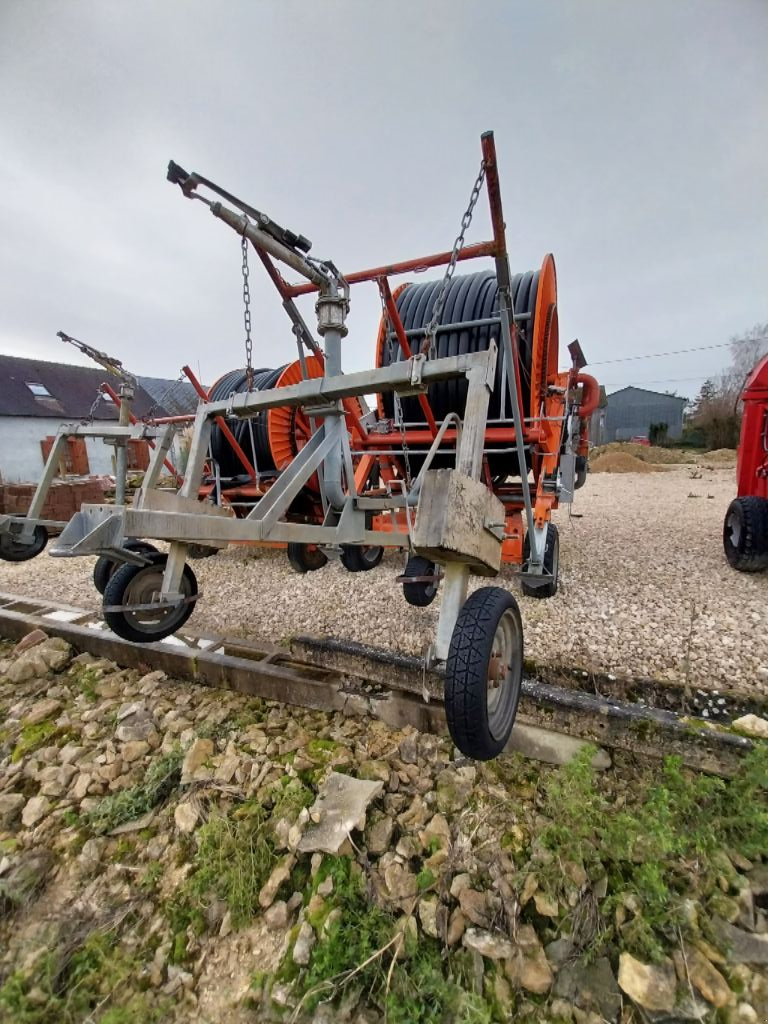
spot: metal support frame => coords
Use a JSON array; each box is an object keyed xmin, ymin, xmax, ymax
[
  {"xmin": 48, "ymin": 131, "xmax": 601, "ymax": 689},
  {"xmin": 0, "ymin": 420, "xmax": 168, "ymax": 547}
]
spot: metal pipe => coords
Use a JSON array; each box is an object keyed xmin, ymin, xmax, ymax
[
  {"xmin": 285, "ymin": 240, "xmax": 498, "ymax": 297},
  {"xmin": 481, "ymin": 130, "xmax": 538, "ymax": 558},
  {"xmin": 210, "ymin": 202, "xmax": 328, "ymax": 286},
  {"xmin": 101, "ymin": 382, "xmax": 182, "ymax": 482},
  {"xmin": 114, "ymin": 382, "xmax": 134, "ymax": 506}
]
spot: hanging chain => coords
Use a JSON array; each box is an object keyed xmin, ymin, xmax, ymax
[
  {"xmin": 241, "ymin": 234, "xmax": 254, "ymax": 390},
  {"xmin": 377, "ymin": 281, "xmax": 413, "ymax": 488},
  {"xmin": 393, "ymin": 391, "xmax": 412, "ymax": 488},
  {"xmin": 420, "ymin": 159, "xmax": 486, "ymax": 359},
  {"xmin": 85, "ymin": 387, "xmax": 104, "ymax": 424}
]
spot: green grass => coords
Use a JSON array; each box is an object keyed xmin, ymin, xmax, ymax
[
  {"xmin": 0, "ymin": 928, "xmax": 167, "ymax": 1024},
  {"xmin": 166, "ymin": 791, "xmax": 291, "ymax": 962},
  {"xmin": 87, "ymin": 749, "xmax": 183, "ymax": 835},
  {"xmin": 69, "ymin": 665, "xmax": 101, "ymax": 702},
  {"xmin": 11, "ymin": 720, "xmax": 59, "ymax": 762},
  {"xmin": 538, "ymin": 743, "xmax": 768, "ymax": 961},
  {"xmin": 276, "ymin": 857, "xmax": 491, "ymax": 1023}
]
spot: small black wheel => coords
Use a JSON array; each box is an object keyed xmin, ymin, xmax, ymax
[
  {"xmin": 0, "ymin": 525, "xmax": 48, "ymax": 563},
  {"xmin": 521, "ymin": 523, "xmax": 560, "ymax": 599},
  {"xmin": 723, "ymin": 496, "xmax": 768, "ymax": 572},
  {"xmin": 287, "ymin": 543, "xmax": 328, "ymax": 574},
  {"xmin": 445, "ymin": 587, "xmax": 523, "ymax": 761},
  {"xmin": 93, "ymin": 541, "xmax": 160, "ymax": 595},
  {"xmin": 187, "ymin": 544, "xmax": 219, "ymax": 560},
  {"xmin": 340, "ymin": 545, "xmax": 384, "ymax": 572},
  {"xmin": 103, "ymin": 552, "xmax": 198, "ymax": 643},
  {"xmin": 402, "ymin": 555, "xmax": 439, "ymax": 607},
  {"xmin": 574, "ymin": 455, "xmax": 588, "ymax": 490}
]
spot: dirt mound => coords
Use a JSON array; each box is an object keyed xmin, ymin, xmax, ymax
[
  {"xmin": 699, "ymin": 448, "xmax": 737, "ymax": 464},
  {"xmin": 590, "ymin": 451, "xmax": 657, "ymax": 474},
  {"xmin": 591, "ymin": 443, "xmax": 696, "ymax": 465}
]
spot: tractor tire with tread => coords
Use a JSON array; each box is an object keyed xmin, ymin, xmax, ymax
[
  {"xmin": 723, "ymin": 496, "xmax": 768, "ymax": 572},
  {"xmin": 445, "ymin": 586, "xmax": 523, "ymax": 761}
]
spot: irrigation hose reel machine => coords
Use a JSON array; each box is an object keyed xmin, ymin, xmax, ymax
[{"xmin": 52, "ymin": 131, "xmax": 600, "ymax": 761}]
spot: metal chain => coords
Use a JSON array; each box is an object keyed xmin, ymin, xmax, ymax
[
  {"xmin": 421, "ymin": 159, "xmax": 487, "ymax": 359},
  {"xmin": 393, "ymin": 391, "xmax": 412, "ymax": 488},
  {"xmin": 378, "ymin": 283, "xmax": 413, "ymax": 488},
  {"xmin": 143, "ymin": 371, "xmax": 185, "ymax": 423},
  {"xmin": 241, "ymin": 234, "xmax": 254, "ymax": 390},
  {"xmin": 84, "ymin": 387, "xmax": 104, "ymax": 424}
]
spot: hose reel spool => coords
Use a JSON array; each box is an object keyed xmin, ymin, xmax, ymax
[
  {"xmin": 209, "ymin": 356, "xmax": 363, "ymax": 493},
  {"xmin": 375, "ymin": 254, "xmax": 559, "ymax": 480}
]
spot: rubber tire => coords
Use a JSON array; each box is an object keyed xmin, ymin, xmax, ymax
[
  {"xmin": 340, "ymin": 545, "xmax": 384, "ymax": 572},
  {"xmin": 723, "ymin": 496, "xmax": 768, "ymax": 572},
  {"xmin": 103, "ymin": 552, "xmax": 198, "ymax": 643},
  {"xmin": 0, "ymin": 525, "xmax": 48, "ymax": 562},
  {"xmin": 574, "ymin": 455, "xmax": 588, "ymax": 490},
  {"xmin": 287, "ymin": 542, "xmax": 328, "ymax": 574},
  {"xmin": 402, "ymin": 555, "xmax": 439, "ymax": 607},
  {"xmin": 445, "ymin": 586, "xmax": 524, "ymax": 761},
  {"xmin": 522, "ymin": 523, "xmax": 560, "ymax": 599},
  {"xmin": 93, "ymin": 541, "xmax": 160, "ymax": 595},
  {"xmin": 187, "ymin": 544, "xmax": 219, "ymax": 560}
]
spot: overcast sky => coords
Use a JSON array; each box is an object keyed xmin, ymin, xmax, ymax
[{"xmin": 1, "ymin": 1, "xmax": 765, "ymax": 399}]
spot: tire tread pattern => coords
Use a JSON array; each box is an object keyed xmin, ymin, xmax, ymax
[{"xmin": 445, "ymin": 586, "xmax": 523, "ymax": 761}]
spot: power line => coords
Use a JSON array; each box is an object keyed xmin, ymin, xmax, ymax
[
  {"xmin": 604, "ymin": 374, "xmax": 709, "ymax": 390},
  {"xmin": 590, "ymin": 339, "xmax": 740, "ymax": 367}
]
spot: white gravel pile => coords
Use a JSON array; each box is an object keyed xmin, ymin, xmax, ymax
[{"xmin": 1, "ymin": 466, "xmax": 766, "ymax": 696}]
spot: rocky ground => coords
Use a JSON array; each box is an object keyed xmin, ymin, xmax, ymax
[
  {"xmin": 1, "ymin": 465, "xmax": 766, "ymax": 701},
  {"xmin": 1, "ymin": 632, "xmax": 767, "ymax": 1023}
]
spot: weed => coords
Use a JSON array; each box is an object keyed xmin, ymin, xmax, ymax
[
  {"xmin": 283, "ymin": 857, "xmax": 473, "ymax": 1022},
  {"xmin": 140, "ymin": 861, "xmax": 164, "ymax": 891},
  {"xmin": 167, "ymin": 796, "xmax": 279, "ymax": 960},
  {"xmin": 11, "ymin": 720, "xmax": 59, "ymax": 762},
  {"xmin": 70, "ymin": 665, "xmax": 101, "ymax": 702},
  {"xmin": 0, "ymin": 928, "xmax": 167, "ymax": 1024},
  {"xmin": 539, "ymin": 744, "xmax": 768, "ymax": 961},
  {"xmin": 87, "ymin": 749, "xmax": 183, "ymax": 835},
  {"xmin": 416, "ymin": 867, "xmax": 437, "ymax": 892},
  {"xmin": 187, "ymin": 801, "xmax": 275, "ymax": 926}
]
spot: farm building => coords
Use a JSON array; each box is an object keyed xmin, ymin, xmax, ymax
[
  {"xmin": 0, "ymin": 354, "xmax": 199, "ymax": 484},
  {"xmin": 603, "ymin": 385, "xmax": 687, "ymax": 442}
]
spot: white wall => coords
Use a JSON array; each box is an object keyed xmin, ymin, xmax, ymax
[{"xmin": 0, "ymin": 417, "xmax": 117, "ymax": 483}]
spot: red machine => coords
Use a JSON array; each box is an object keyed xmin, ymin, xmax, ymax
[{"xmin": 723, "ymin": 353, "xmax": 768, "ymax": 571}]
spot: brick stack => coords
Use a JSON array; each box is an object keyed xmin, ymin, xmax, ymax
[{"xmin": 0, "ymin": 478, "xmax": 110, "ymax": 520}]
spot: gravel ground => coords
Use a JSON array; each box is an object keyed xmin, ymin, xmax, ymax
[{"xmin": 1, "ymin": 466, "xmax": 766, "ymax": 697}]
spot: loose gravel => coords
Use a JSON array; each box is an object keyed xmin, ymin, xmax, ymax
[{"xmin": 1, "ymin": 466, "xmax": 766, "ymax": 697}]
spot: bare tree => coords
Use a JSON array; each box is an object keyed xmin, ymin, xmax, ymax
[
  {"xmin": 722, "ymin": 323, "xmax": 768, "ymax": 396},
  {"xmin": 689, "ymin": 324, "xmax": 768, "ymax": 449}
]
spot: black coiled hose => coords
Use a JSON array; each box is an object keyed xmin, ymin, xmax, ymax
[
  {"xmin": 378, "ymin": 269, "xmax": 540, "ymax": 477},
  {"xmin": 208, "ymin": 366, "xmax": 286, "ymax": 478}
]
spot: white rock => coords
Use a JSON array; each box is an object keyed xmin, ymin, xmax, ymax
[
  {"xmin": 732, "ymin": 714, "xmax": 768, "ymax": 739},
  {"xmin": 21, "ymin": 795, "xmax": 50, "ymax": 828},
  {"xmin": 174, "ymin": 802, "xmax": 200, "ymax": 833}
]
